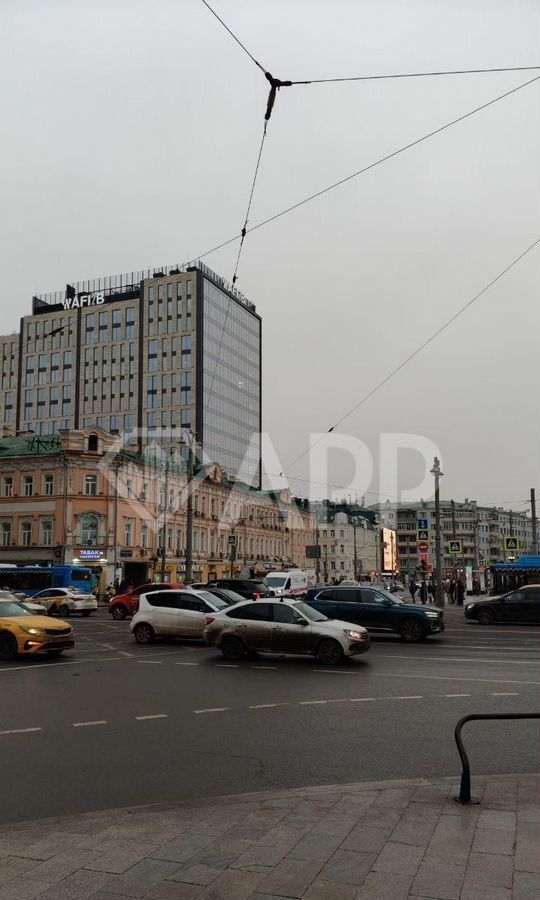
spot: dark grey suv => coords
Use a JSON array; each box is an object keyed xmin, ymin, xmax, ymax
[{"xmin": 304, "ymin": 585, "xmax": 444, "ymax": 642}]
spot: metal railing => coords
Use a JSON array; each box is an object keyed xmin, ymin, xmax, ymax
[{"xmin": 455, "ymin": 713, "xmax": 540, "ymax": 804}]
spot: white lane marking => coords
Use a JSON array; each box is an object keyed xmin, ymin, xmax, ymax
[
  {"xmin": 0, "ymin": 656, "xmax": 129, "ymax": 673},
  {"xmin": 251, "ymin": 666, "xmax": 277, "ymax": 670},
  {"xmin": 445, "ymin": 694, "xmax": 471, "ymax": 698},
  {"xmin": 214, "ymin": 664, "xmax": 239, "ymax": 668},
  {"xmin": 135, "ymin": 714, "xmax": 168, "ymax": 720},
  {"xmin": 175, "ymin": 662, "xmax": 200, "ymax": 666},
  {"xmin": 381, "ymin": 654, "xmax": 537, "ymax": 666},
  {"xmin": 378, "ymin": 672, "xmax": 540, "ymax": 686},
  {"xmin": 0, "ymin": 727, "xmax": 42, "ymax": 735},
  {"xmin": 100, "ymin": 643, "xmax": 134, "ymax": 658},
  {"xmin": 492, "ymin": 692, "xmax": 519, "ymax": 696},
  {"xmin": 350, "ymin": 697, "xmax": 375, "ymax": 702},
  {"xmin": 394, "ymin": 695, "xmax": 423, "ymax": 700},
  {"xmin": 194, "ymin": 707, "xmax": 229, "ymax": 714},
  {"xmin": 299, "ymin": 700, "xmax": 327, "ymax": 705},
  {"xmin": 73, "ymin": 720, "xmax": 107, "ymax": 727},
  {"xmin": 326, "ymin": 698, "xmax": 349, "ymax": 703},
  {"xmin": 138, "ymin": 660, "xmax": 163, "ymax": 665},
  {"xmin": 313, "ymin": 669, "xmax": 352, "ymax": 674},
  {"xmin": 249, "ymin": 703, "xmax": 286, "ymax": 709}
]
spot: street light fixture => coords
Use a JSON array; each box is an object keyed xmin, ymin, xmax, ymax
[{"xmin": 430, "ymin": 457, "xmax": 444, "ymax": 609}]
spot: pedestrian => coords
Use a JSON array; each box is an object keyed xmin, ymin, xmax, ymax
[
  {"xmin": 457, "ymin": 578, "xmax": 465, "ymax": 606},
  {"xmin": 428, "ymin": 579, "xmax": 435, "ymax": 600},
  {"xmin": 449, "ymin": 579, "xmax": 456, "ymax": 604},
  {"xmin": 409, "ymin": 577, "xmax": 418, "ymax": 603},
  {"xmin": 419, "ymin": 580, "xmax": 428, "ymax": 604}
]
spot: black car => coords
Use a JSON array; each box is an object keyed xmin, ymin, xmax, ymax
[
  {"xmin": 465, "ymin": 585, "xmax": 540, "ymax": 625},
  {"xmin": 205, "ymin": 579, "xmax": 272, "ymax": 600},
  {"xmin": 304, "ymin": 585, "xmax": 444, "ymax": 642}
]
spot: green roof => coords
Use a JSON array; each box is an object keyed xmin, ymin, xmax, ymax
[{"xmin": 0, "ymin": 435, "xmax": 63, "ymax": 458}]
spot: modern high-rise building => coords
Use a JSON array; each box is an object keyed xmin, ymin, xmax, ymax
[{"xmin": 0, "ymin": 261, "xmax": 262, "ymax": 485}]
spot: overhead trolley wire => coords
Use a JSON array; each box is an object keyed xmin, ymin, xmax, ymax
[
  {"xmin": 200, "ymin": 0, "xmax": 267, "ymax": 74},
  {"xmin": 280, "ymin": 236, "xmax": 540, "ymax": 477},
  {"xmin": 181, "ymin": 75, "xmax": 540, "ymax": 270},
  {"xmin": 288, "ymin": 65, "xmax": 540, "ymax": 85}
]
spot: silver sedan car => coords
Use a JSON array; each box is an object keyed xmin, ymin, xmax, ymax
[{"xmin": 203, "ymin": 599, "xmax": 370, "ymax": 665}]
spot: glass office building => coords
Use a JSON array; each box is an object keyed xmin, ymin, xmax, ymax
[{"xmin": 4, "ymin": 261, "xmax": 262, "ymax": 487}]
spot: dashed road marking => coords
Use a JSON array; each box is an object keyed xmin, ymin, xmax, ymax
[
  {"xmin": 382, "ymin": 654, "xmax": 537, "ymax": 666},
  {"xmin": 350, "ymin": 697, "xmax": 375, "ymax": 702},
  {"xmin": 313, "ymin": 669, "xmax": 353, "ymax": 675},
  {"xmin": 379, "ymin": 672, "xmax": 540, "ymax": 686},
  {"xmin": 249, "ymin": 703, "xmax": 286, "ymax": 709},
  {"xmin": 101, "ymin": 643, "xmax": 134, "ymax": 658},
  {"xmin": 138, "ymin": 660, "xmax": 163, "ymax": 665},
  {"xmin": 300, "ymin": 700, "xmax": 327, "ymax": 705},
  {"xmin": 215, "ymin": 664, "xmax": 239, "ymax": 668},
  {"xmin": 394, "ymin": 695, "xmax": 423, "ymax": 700},
  {"xmin": 135, "ymin": 714, "xmax": 168, "ymax": 720},
  {"xmin": 492, "ymin": 692, "xmax": 519, "ymax": 696},
  {"xmin": 73, "ymin": 720, "xmax": 107, "ymax": 727},
  {"xmin": 175, "ymin": 662, "xmax": 200, "ymax": 666},
  {"xmin": 251, "ymin": 666, "xmax": 277, "ymax": 670},
  {"xmin": 0, "ymin": 727, "xmax": 42, "ymax": 735},
  {"xmin": 194, "ymin": 707, "xmax": 229, "ymax": 714},
  {"xmin": 445, "ymin": 694, "xmax": 471, "ymax": 698}
]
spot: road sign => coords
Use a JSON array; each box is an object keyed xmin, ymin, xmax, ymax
[
  {"xmin": 418, "ymin": 519, "xmax": 428, "ymax": 530},
  {"xmin": 504, "ymin": 537, "xmax": 519, "ymax": 552},
  {"xmin": 306, "ymin": 545, "xmax": 321, "ymax": 559},
  {"xmin": 227, "ymin": 533, "xmax": 237, "ymax": 547},
  {"xmin": 417, "ymin": 529, "xmax": 429, "ymax": 541},
  {"xmin": 449, "ymin": 540, "xmax": 462, "ymax": 554},
  {"xmin": 418, "ymin": 542, "xmax": 429, "ymax": 552}
]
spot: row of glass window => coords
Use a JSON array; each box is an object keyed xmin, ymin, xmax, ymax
[{"xmin": 0, "ymin": 520, "xmax": 53, "ymax": 547}]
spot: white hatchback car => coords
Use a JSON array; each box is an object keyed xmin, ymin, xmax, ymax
[
  {"xmin": 130, "ymin": 589, "xmax": 235, "ymax": 644},
  {"xmin": 32, "ymin": 588, "xmax": 98, "ymax": 617}
]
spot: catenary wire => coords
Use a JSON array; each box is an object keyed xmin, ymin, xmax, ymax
[
  {"xmin": 200, "ymin": 0, "xmax": 266, "ymax": 73},
  {"xmin": 180, "ymin": 75, "xmax": 540, "ymax": 270},
  {"xmin": 281, "ymin": 236, "xmax": 540, "ymax": 475},
  {"xmin": 288, "ymin": 65, "xmax": 540, "ymax": 85}
]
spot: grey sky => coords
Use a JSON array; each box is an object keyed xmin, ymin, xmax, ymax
[{"xmin": 1, "ymin": 1, "xmax": 539, "ymax": 508}]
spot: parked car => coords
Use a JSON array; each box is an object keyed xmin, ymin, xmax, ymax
[
  {"xmin": 108, "ymin": 582, "xmax": 184, "ymax": 620},
  {"xmin": 0, "ymin": 590, "xmax": 46, "ymax": 615},
  {"xmin": 32, "ymin": 587, "xmax": 98, "ymax": 618},
  {"xmin": 0, "ymin": 601, "xmax": 74, "ymax": 660},
  {"xmin": 203, "ymin": 599, "xmax": 370, "ymax": 665},
  {"xmin": 304, "ymin": 585, "xmax": 444, "ymax": 642},
  {"xmin": 465, "ymin": 585, "xmax": 540, "ymax": 624},
  {"xmin": 130, "ymin": 589, "xmax": 236, "ymax": 644},
  {"xmin": 205, "ymin": 579, "xmax": 272, "ymax": 600}
]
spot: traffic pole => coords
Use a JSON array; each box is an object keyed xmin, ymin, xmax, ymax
[{"xmin": 431, "ymin": 457, "xmax": 444, "ymax": 608}]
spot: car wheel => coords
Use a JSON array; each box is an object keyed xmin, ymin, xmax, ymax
[
  {"xmin": 112, "ymin": 604, "xmax": 128, "ymax": 621},
  {"xmin": 315, "ymin": 638, "xmax": 344, "ymax": 666},
  {"xmin": 0, "ymin": 633, "xmax": 18, "ymax": 661},
  {"xmin": 220, "ymin": 635, "xmax": 246, "ymax": 660},
  {"xmin": 477, "ymin": 608, "xmax": 495, "ymax": 625},
  {"xmin": 81, "ymin": 611, "xmax": 92, "ymax": 617},
  {"xmin": 134, "ymin": 622, "xmax": 155, "ymax": 644},
  {"xmin": 399, "ymin": 618, "xmax": 426, "ymax": 642},
  {"xmin": 58, "ymin": 605, "xmax": 70, "ymax": 618},
  {"xmin": 47, "ymin": 606, "xmax": 56, "ymax": 617}
]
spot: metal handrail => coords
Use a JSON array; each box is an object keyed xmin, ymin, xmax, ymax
[{"xmin": 454, "ymin": 713, "xmax": 540, "ymax": 804}]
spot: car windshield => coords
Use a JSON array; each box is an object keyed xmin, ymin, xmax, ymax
[
  {"xmin": 293, "ymin": 601, "xmax": 328, "ymax": 622},
  {"xmin": 196, "ymin": 590, "xmax": 230, "ymax": 608},
  {"xmin": 0, "ymin": 602, "xmax": 33, "ymax": 617},
  {"xmin": 215, "ymin": 588, "xmax": 245, "ymax": 604},
  {"xmin": 265, "ymin": 576, "xmax": 287, "ymax": 588}
]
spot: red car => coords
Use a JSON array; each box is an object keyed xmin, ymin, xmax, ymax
[{"xmin": 108, "ymin": 583, "xmax": 183, "ymax": 620}]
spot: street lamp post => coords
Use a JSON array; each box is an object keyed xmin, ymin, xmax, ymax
[
  {"xmin": 351, "ymin": 517, "xmax": 359, "ymax": 581},
  {"xmin": 160, "ymin": 448, "xmax": 174, "ymax": 582},
  {"xmin": 431, "ymin": 457, "xmax": 444, "ymax": 609}
]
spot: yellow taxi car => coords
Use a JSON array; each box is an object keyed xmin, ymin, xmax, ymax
[{"xmin": 0, "ymin": 600, "xmax": 74, "ymax": 661}]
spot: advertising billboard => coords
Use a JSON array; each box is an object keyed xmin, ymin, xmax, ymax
[{"xmin": 382, "ymin": 527, "xmax": 397, "ymax": 573}]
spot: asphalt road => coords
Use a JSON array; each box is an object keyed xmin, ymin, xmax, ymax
[{"xmin": 1, "ymin": 606, "xmax": 539, "ymax": 824}]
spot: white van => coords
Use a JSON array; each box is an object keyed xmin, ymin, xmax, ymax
[{"xmin": 264, "ymin": 570, "xmax": 308, "ymax": 597}]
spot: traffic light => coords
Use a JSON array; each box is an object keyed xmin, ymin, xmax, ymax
[{"xmin": 420, "ymin": 560, "xmax": 429, "ymax": 572}]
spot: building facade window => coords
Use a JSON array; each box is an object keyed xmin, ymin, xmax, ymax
[
  {"xmin": 2, "ymin": 476, "xmax": 14, "ymax": 498},
  {"xmin": 81, "ymin": 514, "xmax": 98, "ymax": 544},
  {"xmin": 84, "ymin": 474, "xmax": 98, "ymax": 496},
  {"xmin": 20, "ymin": 521, "xmax": 32, "ymax": 546},
  {"xmin": 1, "ymin": 521, "xmax": 11, "ymax": 546},
  {"xmin": 23, "ymin": 476, "xmax": 33, "ymax": 497},
  {"xmin": 124, "ymin": 519, "xmax": 133, "ymax": 546},
  {"xmin": 43, "ymin": 474, "xmax": 54, "ymax": 495},
  {"xmin": 141, "ymin": 523, "xmax": 148, "ymax": 548},
  {"xmin": 41, "ymin": 519, "xmax": 53, "ymax": 546}
]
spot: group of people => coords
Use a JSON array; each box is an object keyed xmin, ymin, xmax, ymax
[{"xmin": 408, "ymin": 575, "xmax": 466, "ymax": 605}]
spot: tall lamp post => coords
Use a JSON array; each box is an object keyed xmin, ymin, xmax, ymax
[
  {"xmin": 160, "ymin": 448, "xmax": 175, "ymax": 582},
  {"xmin": 431, "ymin": 456, "xmax": 444, "ymax": 608}
]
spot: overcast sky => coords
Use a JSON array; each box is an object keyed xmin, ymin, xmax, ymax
[{"xmin": 1, "ymin": 1, "xmax": 539, "ymax": 509}]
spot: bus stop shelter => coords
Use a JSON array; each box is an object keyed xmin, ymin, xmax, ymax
[{"xmin": 490, "ymin": 555, "xmax": 540, "ymax": 593}]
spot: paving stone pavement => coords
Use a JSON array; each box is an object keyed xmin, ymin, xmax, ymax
[{"xmin": 0, "ymin": 775, "xmax": 538, "ymax": 900}]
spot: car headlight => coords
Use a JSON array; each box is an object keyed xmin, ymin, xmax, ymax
[
  {"xmin": 466, "ymin": 603, "xmax": 476, "ymax": 610},
  {"xmin": 425, "ymin": 611, "xmax": 439, "ymax": 618},
  {"xmin": 343, "ymin": 629, "xmax": 366, "ymax": 640},
  {"xmin": 20, "ymin": 626, "xmax": 47, "ymax": 636}
]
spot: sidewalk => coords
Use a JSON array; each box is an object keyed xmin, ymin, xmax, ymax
[{"xmin": 0, "ymin": 774, "xmax": 538, "ymax": 900}]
